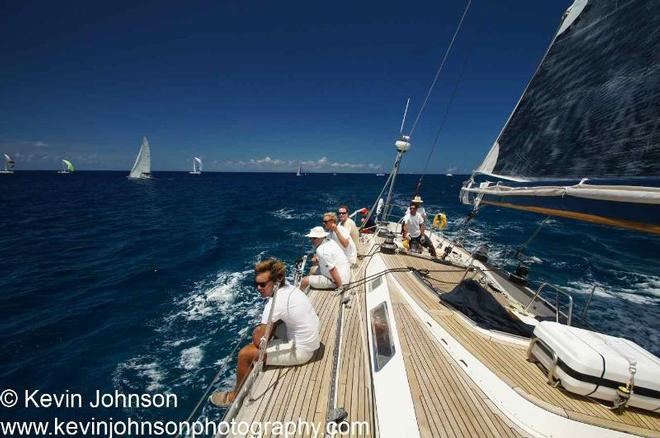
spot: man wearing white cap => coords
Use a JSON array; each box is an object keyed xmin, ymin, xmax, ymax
[{"xmin": 301, "ymin": 226, "xmax": 351, "ymax": 290}]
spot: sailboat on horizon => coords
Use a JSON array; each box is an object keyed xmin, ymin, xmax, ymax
[
  {"xmin": 127, "ymin": 136, "xmax": 152, "ymax": 180},
  {"xmin": 296, "ymin": 163, "xmax": 302, "ymax": 177},
  {"xmin": 189, "ymin": 157, "xmax": 202, "ymax": 175},
  {"xmin": 57, "ymin": 159, "xmax": 75, "ymax": 174},
  {"xmin": 1, "ymin": 153, "xmax": 15, "ymax": 174}
]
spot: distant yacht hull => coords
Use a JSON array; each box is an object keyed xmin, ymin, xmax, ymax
[
  {"xmin": 127, "ymin": 173, "xmax": 153, "ymax": 180},
  {"xmin": 0, "ymin": 170, "xmax": 13, "ymax": 174},
  {"xmin": 189, "ymin": 171, "xmax": 201, "ymax": 175}
]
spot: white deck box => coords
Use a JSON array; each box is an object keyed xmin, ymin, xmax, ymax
[{"xmin": 529, "ymin": 321, "xmax": 660, "ymax": 412}]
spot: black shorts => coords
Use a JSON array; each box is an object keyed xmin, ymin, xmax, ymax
[{"xmin": 409, "ymin": 235, "xmax": 432, "ymax": 250}]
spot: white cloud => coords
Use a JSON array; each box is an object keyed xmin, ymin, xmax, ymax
[
  {"xmin": 219, "ymin": 155, "xmax": 379, "ymax": 172},
  {"xmin": 34, "ymin": 141, "xmax": 49, "ymax": 148}
]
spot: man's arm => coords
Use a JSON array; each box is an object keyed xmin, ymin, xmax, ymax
[
  {"xmin": 331, "ymin": 223, "xmax": 350, "ymax": 248},
  {"xmin": 329, "ymin": 266, "xmax": 343, "ymax": 288},
  {"xmin": 252, "ymin": 322, "xmax": 280, "ymax": 347}
]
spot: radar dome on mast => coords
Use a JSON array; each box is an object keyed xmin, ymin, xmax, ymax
[{"xmin": 395, "ymin": 135, "xmax": 411, "ymax": 153}]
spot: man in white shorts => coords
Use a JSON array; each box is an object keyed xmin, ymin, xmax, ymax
[
  {"xmin": 300, "ymin": 226, "xmax": 351, "ymax": 290},
  {"xmin": 209, "ymin": 258, "xmax": 320, "ymax": 407},
  {"xmin": 323, "ymin": 212, "xmax": 357, "ymax": 265}
]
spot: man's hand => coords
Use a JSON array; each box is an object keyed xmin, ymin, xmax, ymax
[{"xmin": 252, "ymin": 324, "xmax": 267, "ymax": 347}]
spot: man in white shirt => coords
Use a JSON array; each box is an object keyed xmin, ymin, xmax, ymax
[
  {"xmin": 209, "ymin": 258, "xmax": 320, "ymax": 407},
  {"xmin": 404, "ymin": 195, "xmax": 428, "ymax": 223},
  {"xmin": 403, "ymin": 202, "xmax": 437, "ymax": 258},
  {"xmin": 323, "ymin": 212, "xmax": 357, "ymax": 264},
  {"xmin": 337, "ymin": 205, "xmax": 360, "ymax": 250},
  {"xmin": 301, "ymin": 226, "xmax": 351, "ymax": 290}
]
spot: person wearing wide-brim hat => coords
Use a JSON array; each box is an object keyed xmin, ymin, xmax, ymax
[
  {"xmin": 405, "ymin": 195, "xmax": 428, "ymax": 223},
  {"xmin": 300, "ymin": 226, "xmax": 351, "ymax": 291}
]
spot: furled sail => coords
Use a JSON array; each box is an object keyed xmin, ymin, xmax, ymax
[
  {"xmin": 462, "ymin": 0, "xmax": 660, "ymax": 234},
  {"xmin": 128, "ymin": 136, "xmax": 151, "ymax": 179}
]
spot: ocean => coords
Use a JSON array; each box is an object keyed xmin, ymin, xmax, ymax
[{"xmin": 1, "ymin": 171, "xmax": 658, "ymax": 426}]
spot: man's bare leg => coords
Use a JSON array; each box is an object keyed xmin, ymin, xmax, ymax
[{"xmin": 225, "ymin": 343, "xmax": 259, "ymax": 403}]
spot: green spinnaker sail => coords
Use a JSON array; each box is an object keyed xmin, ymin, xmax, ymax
[{"xmin": 62, "ymin": 159, "xmax": 75, "ymax": 172}]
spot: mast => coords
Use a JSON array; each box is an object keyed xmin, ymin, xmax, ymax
[{"xmin": 382, "ymin": 98, "xmax": 412, "ymax": 220}]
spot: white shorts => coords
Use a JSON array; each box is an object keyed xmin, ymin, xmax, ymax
[
  {"xmin": 307, "ymin": 274, "xmax": 336, "ymax": 290},
  {"xmin": 265, "ymin": 339, "xmax": 315, "ymax": 366}
]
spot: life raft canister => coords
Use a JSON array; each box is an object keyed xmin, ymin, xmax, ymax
[{"xmin": 433, "ymin": 213, "xmax": 447, "ymax": 229}]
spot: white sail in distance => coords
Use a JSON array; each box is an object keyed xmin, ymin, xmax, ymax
[
  {"xmin": 2, "ymin": 153, "xmax": 15, "ymax": 173},
  {"xmin": 190, "ymin": 157, "xmax": 202, "ymax": 174},
  {"xmin": 128, "ymin": 136, "xmax": 152, "ymax": 179}
]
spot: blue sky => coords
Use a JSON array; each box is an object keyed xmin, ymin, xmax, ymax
[{"xmin": 0, "ymin": 0, "xmax": 569, "ymax": 172}]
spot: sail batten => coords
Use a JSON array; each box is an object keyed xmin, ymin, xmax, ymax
[{"xmin": 463, "ymin": 0, "xmax": 660, "ymax": 233}]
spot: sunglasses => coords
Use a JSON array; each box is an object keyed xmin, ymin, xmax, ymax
[
  {"xmin": 255, "ymin": 280, "xmax": 271, "ymax": 288},
  {"xmin": 322, "ymin": 219, "xmax": 331, "ymax": 223},
  {"xmin": 337, "ymin": 211, "xmax": 347, "ymax": 215}
]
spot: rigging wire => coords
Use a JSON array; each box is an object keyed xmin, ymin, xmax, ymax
[
  {"xmin": 408, "ymin": 0, "xmax": 473, "ymax": 138},
  {"xmin": 416, "ymin": 25, "xmax": 479, "ymax": 191}
]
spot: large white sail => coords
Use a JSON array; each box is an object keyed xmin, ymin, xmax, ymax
[
  {"xmin": 194, "ymin": 157, "xmax": 202, "ymax": 172},
  {"xmin": 128, "ymin": 136, "xmax": 151, "ymax": 179}
]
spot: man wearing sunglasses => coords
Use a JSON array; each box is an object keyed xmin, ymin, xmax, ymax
[
  {"xmin": 337, "ymin": 205, "xmax": 359, "ymax": 250},
  {"xmin": 210, "ymin": 258, "xmax": 320, "ymax": 408},
  {"xmin": 322, "ymin": 212, "xmax": 357, "ymax": 265},
  {"xmin": 301, "ymin": 226, "xmax": 351, "ymax": 290}
]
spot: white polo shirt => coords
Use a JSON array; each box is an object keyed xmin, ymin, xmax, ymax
[
  {"xmin": 316, "ymin": 239, "xmax": 351, "ymax": 284},
  {"xmin": 261, "ymin": 283, "xmax": 320, "ymax": 352},
  {"xmin": 329, "ymin": 224, "xmax": 357, "ymax": 264}
]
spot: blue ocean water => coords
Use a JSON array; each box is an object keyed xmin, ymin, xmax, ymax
[{"xmin": 1, "ymin": 171, "xmax": 658, "ymax": 425}]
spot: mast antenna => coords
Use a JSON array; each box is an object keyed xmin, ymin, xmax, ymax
[{"xmin": 399, "ymin": 97, "xmax": 411, "ymax": 135}]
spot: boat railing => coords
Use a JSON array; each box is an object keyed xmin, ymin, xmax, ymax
[{"xmin": 524, "ymin": 282, "xmax": 574, "ymax": 326}]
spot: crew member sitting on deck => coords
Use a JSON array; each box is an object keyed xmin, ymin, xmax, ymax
[
  {"xmin": 337, "ymin": 205, "xmax": 360, "ymax": 249},
  {"xmin": 209, "ymin": 258, "xmax": 320, "ymax": 408},
  {"xmin": 322, "ymin": 212, "xmax": 357, "ymax": 265},
  {"xmin": 403, "ymin": 202, "xmax": 438, "ymax": 258},
  {"xmin": 300, "ymin": 226, "xmax": 351, "ymax": 290}
]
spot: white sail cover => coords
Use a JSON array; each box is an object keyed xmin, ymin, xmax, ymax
[
  {"xmin": 129, "ymin": 136, "xmax": 151, "ymax": 178},
  {"xmin": 193, "ymin": 157, "xmax": 202, "ymax": 172}
]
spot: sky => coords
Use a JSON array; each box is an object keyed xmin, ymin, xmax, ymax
[{"xmin": 0, "ymin": 0, "xmax": 571, "ymax": 173}]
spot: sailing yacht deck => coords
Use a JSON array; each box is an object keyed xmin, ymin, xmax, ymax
[
  {"xmin": 381, "ymin": 251, "xmax": 660, "ymax": 437},
  {"xmin": 224, "ymin": 232, "xmax": 659, "ymax": 437}
]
